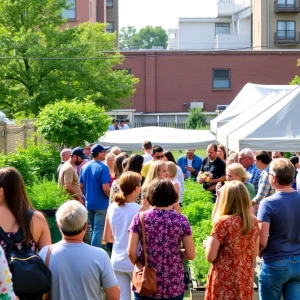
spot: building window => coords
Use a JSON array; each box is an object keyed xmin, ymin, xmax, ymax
[
  {"xmin": 169, "ymin": 33, "xmax": 176, "ymax": 39},
  {"xmin": 106, "ymin": 22, "xmax": 114, "ymax": 33},
  {"xmin": 277, "ymin": 0, "xmax": 295, "ymax": 8},
  {"xmin": 62, "ymin": 0, "xmax": 76, "ymax": 20},
  {"xmin": 212, "ymin": 69, "xmax": 231, "ymax": 89},
  {"xmin": 277, "ymin": 20, "xmax": 295, "ymax": 40},
  {"xmin": 215, "ymin": 23, "xmax": 230, "ymax": 35},
  {"xmin": 107, "ymin": 0, "xmax": 113, "ymax": 7}
]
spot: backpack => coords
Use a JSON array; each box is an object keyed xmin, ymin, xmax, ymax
[{"xmin": 0, "ymin": 210, "xmax": 52, "ymax": 299}]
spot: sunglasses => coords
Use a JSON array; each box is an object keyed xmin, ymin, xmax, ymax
[{"xmin": 154, "ymin": 155, "xmax": 164, "ymax": 159}]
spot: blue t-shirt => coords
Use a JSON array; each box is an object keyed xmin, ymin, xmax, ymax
[
  {"xmin": 79, "ymin": 161, "xmax": 111, "ymax": 210},
  {"xmin": 257, "ymin": 191, "xmax": 300, "ymax": 262}
]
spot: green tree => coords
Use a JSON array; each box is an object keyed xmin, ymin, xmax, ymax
[
  {"xmin": 36, "ymin": 99, "xmax": 111, "ymax": 147},
  {"xmin": 186, "ymin": 107, "xmax": 207, "ymax": 129},
  {"xmin": 119, "ymin": 26, "xmax": 137, "ymax": 49},
  {"xmin": 119, "ymin": 26, "xmax": 168, "ymax": 49},
  {"xmin": 0, "ymin": 0, "xmax": 138, "ymax": 117}
]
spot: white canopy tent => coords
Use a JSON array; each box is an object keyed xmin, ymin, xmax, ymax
[
  {"xmin": 99, "ymin": 127, "xmax": 216, "ymax": 151},
  {"xmin": 224, "ymin": 85, "xmax": 300, "ymax": 152},
  {"xmin": 210, "ymin": 83, "xmax": 296, "ymax": 134},
  {"xmin": 216, "ymin": 87, "xmax": 298, "ymax": 147}
]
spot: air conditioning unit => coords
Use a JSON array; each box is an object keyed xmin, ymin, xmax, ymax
[
  {"xmin": 190, "ymin": 102, "xmax": 204, "ymax": 109},
  {"xmin": 216, "ymin": 105, "xmax": 229, "ymax": 111}
]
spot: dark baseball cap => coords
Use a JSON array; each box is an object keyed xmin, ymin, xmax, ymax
[
  {"xmin": 91, "ymin": 144, "xmax": 110, "ymax": 156},
  {"xmin": 71, "ymin": 147, "xmax": 89, "ymax": 159},
  {"xmin": 290, "ymin": 156, "xmax": 299, "ymax": 166}
]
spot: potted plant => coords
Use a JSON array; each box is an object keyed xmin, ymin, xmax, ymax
[{"xmin": 27, "ymin": 177, "xmax": 70, "ymax": 243}]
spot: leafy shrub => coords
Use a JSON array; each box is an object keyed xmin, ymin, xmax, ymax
[
  {"xmin": 186, "ymin": 107, "xmax": 207, "ymax": 129},
  {"xmin": 28, "ymin": 177, "xmax": 70, "ymax": 210},
  {"xmin": 0, "ymin": 141, "xmax": 60, "ymax": 186},
  {"xmin": 36, "ymin": 99, "xmax": 111, "ymax": 147},
  {"xmin": 182, "ymin": 180, "xmax": 214, "ymax": 285},
  {"xmin": 182, "ymin": 179, "xmax": 212, "ymax": 207}
]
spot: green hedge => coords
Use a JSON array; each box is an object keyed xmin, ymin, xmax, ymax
[
  {"xmin": 182, "ymin": 180, "xmax": 213, "ymax": 285},
  {"xmin": 0, "ymin": 141, "xmax": 60, "ymax": 186}
]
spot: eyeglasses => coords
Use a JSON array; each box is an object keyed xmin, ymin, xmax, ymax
[
  {"xmin": 154, "ymin": 155, "xmax": 164, "ymax": 159},
  {"xmin": 238, "ymin": 157, "xmax": 248, "ymax": 160}
]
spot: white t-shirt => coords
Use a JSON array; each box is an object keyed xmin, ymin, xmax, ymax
[
  {"xmin": 176, "ymin": 165, "xmax": 184, "ymax": 196},
  {"xmin": 186, "ymin": 159, "xmax": 193, "ymax": 178},
  {"xmin": 172, "ymin": 177, "xmax": 183, "ymax": 203},
  {"xmin": 39, "ymin": 242, "xmax": 117, "ymax": 300},
  {"xmin": 107, "ymin": 202, "xmax": 141, "ymax": 272},
  {"xmin": 143, "ymin": 153, "xmax": 152, "ymax": 164}
]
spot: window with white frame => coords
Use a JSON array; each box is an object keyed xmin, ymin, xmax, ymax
[
  {"xmin": 215, "ymin": 23, "xmax": 230, "ymax": 35},
  {"xmin": 62, "ymin": 0, "xmax": 76, "ymax": 19},
  {"xmin": 212, "ymin": 69, "xmax": 231, "ymax": 89}
]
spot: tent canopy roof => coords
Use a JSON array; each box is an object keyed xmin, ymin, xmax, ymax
[
  {"xmin": 99, "ymin": 127, "xmax": 215, "ymax": 151},
  {"xmin": 210, "ymin": 83, "xmax": 296, "ymax": 133}
]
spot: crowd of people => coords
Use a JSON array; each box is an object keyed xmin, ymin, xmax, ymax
[{"xmin": 0, "ymin": 140, "xmax": 300, "ymax": 300}]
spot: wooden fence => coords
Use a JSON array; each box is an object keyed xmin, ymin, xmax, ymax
[{"xmin": 0, "ymin": 120, "xmax": 42, "ymax": 154}]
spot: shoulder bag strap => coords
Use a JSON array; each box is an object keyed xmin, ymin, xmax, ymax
[
  {"xmin": 45, "ymin": 245, "xmax": 53, "ymax": 268},
  {"xmin": 140, "ymin": 211, "xmax": 148, "ymax": 266}
]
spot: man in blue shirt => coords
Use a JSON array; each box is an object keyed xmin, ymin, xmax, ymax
[
  {"xmin": 258, "ymin": 158, "xmax": 300, "ymax": 300},
  {"xmin": 177, "ymin": 149, "xmax": 202, "ymax": 181},
  {"xmin": 80, "ymin": 144, "xmax": 111, "ymax": 248}
]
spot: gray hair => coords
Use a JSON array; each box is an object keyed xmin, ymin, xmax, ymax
[
  {"xmin": 110, "ymin": 146, "xmax": 121, "ymax": 155},
  {"xmin": 60, "ymin": 148, "xmax": 72, "ymax": 160},
  {"xmin": 239, "ymin": 148, "xmax": 254, "ymax": 159},
  {"xmin": 56, "ymin": 200, "xmax": 88, "ymax": 234}
]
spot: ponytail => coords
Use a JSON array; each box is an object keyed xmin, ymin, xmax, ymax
[{"xmin": 114, "ymin": 192, "xmax": 126, "ymax": 206}]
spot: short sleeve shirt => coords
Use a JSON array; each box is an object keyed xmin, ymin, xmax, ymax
[
  {"xmin": 201, "ymin": 156, "xmax": 226, "ymax": 192},
  {"xmin": 39, "ymin": 242, "xmax": 117, "ymax": 300},
  {"xmin": 257, "ymin": 191, "xmax": 300, "ymax": 262},
  {"xmin": 128, "ymin": 209, "xmax": 192, "ymax": 298},
  {"xmin": 58, "ymin": 161, "xmax": 83, "ymax": 198}
]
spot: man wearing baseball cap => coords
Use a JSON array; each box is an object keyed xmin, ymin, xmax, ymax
[
  {"xmin": 58, "ymin": 147, "xmax": 88, "ymax": 205},
  {"xmin": 79, "ymin": 144, "xmax": 111, "ymax": 248}
]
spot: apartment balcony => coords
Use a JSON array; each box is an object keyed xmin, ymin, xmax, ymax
[
  {"xmin": 274, "ymin": 0, "xmax": 300, "ymax": 13},
  {"xmin": 274, "ymin": 31, "xmax": 300, "ymax": 43},
  {"xmin": 217, "ymin": 0, "xmax": 235, "ymax": 17}
]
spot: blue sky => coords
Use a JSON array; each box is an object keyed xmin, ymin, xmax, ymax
[{"xmin": 119, "ymin": 0, "xmax": 217, "ymax": 30}]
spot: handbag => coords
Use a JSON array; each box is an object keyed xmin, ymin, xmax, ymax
[
  {"xmin": 132, "ymin": 211, "xmax": 157, "ymax": 296},
  {"xmin": 0, "ymin": 210, "xmax": 52, "ymax": 299}
]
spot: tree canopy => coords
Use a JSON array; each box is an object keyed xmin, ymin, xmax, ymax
[
  {"xmin": 0, "ymin": 0, "xmax": 139, "ymax": 117},
  {"xmin": 36, "ymin": 99, "xmax": 111, "ymax": 147},
  {"xmin": 119, "ymin": 26, "xmax": 168, "ymax": 49}
]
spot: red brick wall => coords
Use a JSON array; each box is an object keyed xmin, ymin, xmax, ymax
[{"xmin": 119, "ymin": 51, "xmax": 300, "ymax": 112}]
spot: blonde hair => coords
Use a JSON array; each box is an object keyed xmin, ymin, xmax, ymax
[
  {"xmin": 226, "ymin": 153, "xmax": 238, "ymax": 165},
  {"xmin": 142, "ymin": 160, "xmax": 166, "ymax": 190},
  {"xmin": 114, "ymin": 171, "xmax": 141, "ymax": 206},
  {"xmin": 166, "ymin": 161, "xmax": 177, "ymax": 178},
  {"xmin": 216, "ymin": 181, "xmax": 253, "ymax": 235},
  {"xmin": 226, "ymin": 163, "xmax": 251, "ymax": 183},
  {"xmin": 105, "ymin": 152, "xmax": 115, "ymax": 165}
]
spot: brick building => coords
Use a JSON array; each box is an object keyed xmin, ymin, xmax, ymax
[{"xmin": 117, "ymin": 50, "xmax": 300, "ymax": 114}]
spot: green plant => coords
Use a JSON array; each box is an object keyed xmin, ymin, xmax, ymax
[
  {"xmin": 36, "ymin": 99, "xmax": 111, "ymax": 147},
  {"xmin": 182, "ymin": 180, "xmax": 214, "ymax": 286},
  {"xmin": 0, "ymin": 140, "xmax": 60, "ymax": 186},
  {"xmin": 186, "ymin": 107, "xmax": 207, "ymax": 129},
  {"xmin": 27, "ymin": 177, "xmax": 70, "ymax": 210}
]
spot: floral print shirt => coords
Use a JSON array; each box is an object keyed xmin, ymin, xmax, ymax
[
  {"xmin": 0, "ymin": 245, "xmax": 16, "ymax": 300},
  {"xmin": 128, "ymin": 209, "xmax": 192, "ymax": 298}
]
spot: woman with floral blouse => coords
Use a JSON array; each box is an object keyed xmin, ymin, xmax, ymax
[{"xmin": 128, "ymin": 178, "xmax": 195, "ymax": 300}]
